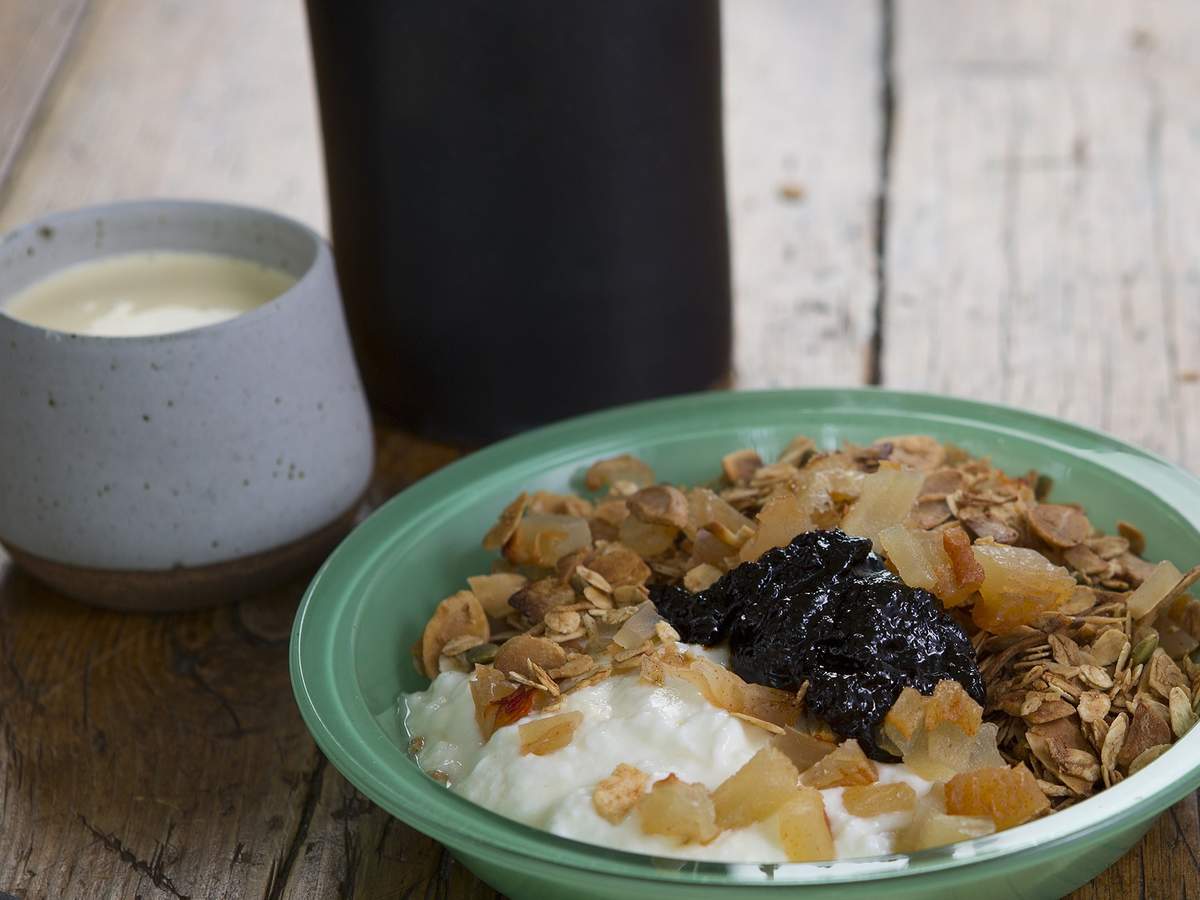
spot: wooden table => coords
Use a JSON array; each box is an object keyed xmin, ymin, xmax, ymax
[{"xmin": 2, "ymin": 1, "xmax": 1199, "ymax": 897}]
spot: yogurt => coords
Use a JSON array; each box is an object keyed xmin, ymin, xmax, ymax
[{"xmin": 404, "ymin": 663, "xmax": 932, "ymax": 861}]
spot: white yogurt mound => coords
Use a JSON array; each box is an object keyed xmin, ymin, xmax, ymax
[{"xmin": 403, "ymin": 660, "xmax": 932, "ymax": 861}]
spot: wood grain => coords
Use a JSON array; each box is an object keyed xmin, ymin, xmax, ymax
[
  {"xmin": 883, "ymin": 0, "xmax": 1200, "ymax": 473},
  {"xmin": 724, "ymin": 0, "xmax": 884, "ymax": 388},
  {"xmin": 0, "ymin": 428, "xmax": 473, "ymax": 900},
  {"xmin": 2, "ymin": 0, "xmax": 1200, "ymax": 898},
  {"xmin": 0, "ymin": 0, "xmax": 326, "ymax": 236},
  {"xmin": 0, "ymin": 0, "xmax": 87, "ymax": 196}
]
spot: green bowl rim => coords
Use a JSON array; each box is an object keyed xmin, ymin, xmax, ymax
[{"xmin": 291, "ymin": 387, "xmax": 1200, "ymax": 885}]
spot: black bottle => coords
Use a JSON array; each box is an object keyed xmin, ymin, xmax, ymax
[{"xmin": 307, "ymin": 1, "xmax": 732, "ymax": 443}]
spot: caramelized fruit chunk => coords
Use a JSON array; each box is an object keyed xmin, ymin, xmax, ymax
[
  {"xmin": 738, "ymin": 491, "xmax": 812, "ymax": 563},
  {"xmin": 971, "ymin": 543, "xmax": 1076, "ymax": 633},
  {"xmin": 637, "ymin": 775, "xmax": 720, "ymax": 844},
  {"xmin": 879, "ymin": 525, "xmax": 980, "ymax": 607},
  {"xmin": 800, "ymin": 739, "xmax": 878, "ymax": 788},
  {"xmin": 879, "ymin": 525, "xmax": 937, "ymax": 592},
  {"xmin": 711, "ymin": 747, "xmax": 800, "ymax": 829},
  {"xmin": 491, "ymin": 686, "xmax": 537, "ymax": 732},
  {"xmin": 518, "ymin": 712, "xmax": 583, "ymax": 756},
  {"xmin": 470, "ymin": 664, "xmax": 517, "ymax": 738},
  {"xmin": 941, "ymin": 526, "xmax": 985, "ymax": 605},
  {"xmin": 883, "ymin": 687, "xmax": 927, "ymax": 745},
  {"xmin": 1126, "ymin": 560, "xmax": 1185, "ymax": 620},
  {"xmin": 778, "ymin": 787, "xmax": 835, "ymax": 862},
  {"xmin": 504, "ymin": 512, "xmax": 592, "ymax": 567},
  {"xmin": 899, "ymin": 810, "xmax": 995, "ymax": 852},
  {"xmin": 944, "ymin": 765, "xmax": 1050, "ymax": 830},
  {"xmin": 924, "ymin": 680, "xmax": 982, "ymax": 736},
  {"xmin": 897, "ymin": 784, "xmax": 996, "ymax": 853},
  {"xmin": 772, "ymin": 728, "xmax": 837, "ymax": 773},
  {"xmin": 618, "ymin": 516, "xmax": 679, "ymax": 558},
  {"xmin": 842, "ymin": 782, "xmax": 917, "ymax": 817},
  {"xmin": 841, "ymin": 467, "xmax": 925, "ymax": 551},
  {"xmin": 880, "ymin": 681, "xmax": 1002, "ymax": 780}
]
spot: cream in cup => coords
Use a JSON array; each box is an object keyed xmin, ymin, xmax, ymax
[{"xmin": 0, "ymin": 200, "xmax": 375, "ymax": 610}]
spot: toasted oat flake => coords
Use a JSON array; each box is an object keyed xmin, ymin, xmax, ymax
[
  {"xmin": 544, "ymin": 608, "xmax": 583, "ymax": 635},
  {"xmin": 1127, "ymin": 743, "xmax": 1171, "ymax": 776},
  {"xmin": 593, "ymin": 764, "xmax": 650, "ymax": 824}
]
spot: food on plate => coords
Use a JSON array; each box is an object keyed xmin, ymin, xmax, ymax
[{"xmin": 403, "ymin": 435, "xmax": 1200, "ymax": 861}]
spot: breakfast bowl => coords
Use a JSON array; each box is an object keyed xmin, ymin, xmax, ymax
[
  {"xmin": 290, "ymin": 388, "xmax": 1200, "ymax": 899},
  {"xmin": 0, "ymin": 199, "xmax": 374, "ymax": 610}
]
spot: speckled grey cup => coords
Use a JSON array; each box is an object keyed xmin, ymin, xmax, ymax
[{"xmin": 0, "ymin": 199, "xmax": 375, "ymax": 610}]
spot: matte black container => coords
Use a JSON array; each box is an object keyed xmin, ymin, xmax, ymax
[{"xmin": 307, "ymin": 1, "xmax": 732, "ymax": 443}]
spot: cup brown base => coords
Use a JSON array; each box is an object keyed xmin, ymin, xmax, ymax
[{"xmin": 2, "ymin": 499, "xmax": 363, "ymax": 612}]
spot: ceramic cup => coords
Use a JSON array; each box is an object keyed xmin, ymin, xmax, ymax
[{"xmin": 0, "ymin": 199, "xmax": 375, "ymax": 610}]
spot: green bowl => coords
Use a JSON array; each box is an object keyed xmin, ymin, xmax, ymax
[{"xmin": 291, "ymin": 388, "xmax": 1200, "ymax": 900}]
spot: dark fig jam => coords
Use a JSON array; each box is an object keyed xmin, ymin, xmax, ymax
[{"xmin": 650, "ymin": 530, "xmax": 984, "ymax": 760}]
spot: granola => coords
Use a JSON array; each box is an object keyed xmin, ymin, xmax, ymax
[{"xmin": 406, "ymin": 434, "xmax": 1200, "ymax": 855}]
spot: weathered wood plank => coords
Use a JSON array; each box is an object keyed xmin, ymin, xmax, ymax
[
  {"xmin": 0, "ymin": 0, "xmax": 87, "ymax": 196},
  {"xmin": 0, "ymin": 570, "xmax": 321, "ymax": 899},
  {"xmin": 0, "ymin": 0, "xmax": 326, "ymax": 235},
  {"xmin": 883, "ymin": 0, "xmax": 1200, "ymax": 474},
  {"xmin": 724, "ymin": 0, "xmax": 882, "ymax": 388}
]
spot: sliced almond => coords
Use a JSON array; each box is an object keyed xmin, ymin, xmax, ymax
[
  {"xmin": 722, "ymin": 449, "xmax": 763, "ymax": 485},
  {"xmin": 494, "ymin": 634, "xmax": 568, "ymax": 680},
  {"xmin": 628, "ymin": 484, "xmax": 691, "ymax": 530},
  {"xmin": 482, "ymin": 492, "xmax": 528, "ymax": 550},
  {"xmin": 421, "ymin": 591, "xmax": 490, "ymax": 678},
  {"xmin": 585, "ymin": 455, "xmax": 655, "ymax": 491}
]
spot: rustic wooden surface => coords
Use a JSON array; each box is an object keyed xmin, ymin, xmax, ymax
[{"xmin": 2, "ymin": 0, "xmax": 1200, "ymax": 898}]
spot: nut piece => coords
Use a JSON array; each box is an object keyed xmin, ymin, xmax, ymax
[
  {"xmin": 493, "ymin": 634, "xmax": 568, "ymax": 680},
  {"xmin": 1027, "ymin": 504, "xmax": 1093, "ymax": 549},
  {"xmin": 482, "ymin": 493, "xmax": 528, "ymax": 550},
  {"xmin": 722, "ymin": 449, "xmax": 763, "ymax": 485},
  {"xmin": 585, "ymin": 454, "xmax": 655, "ymax": 491},
  {"xmin": 1117, "ymin": 702, "xmax": 1171, "ymax": 769},
  {"xmin": 544, "ymin": 608, "xmax": 583, "ymax": 635},
  {"xmin": 593, "ymin": 764, "xmax": 650, "ymax": 824},
  {"xmin": 421, "ymin": 591, "xmax": 490, "ymax": 678},
  {"xmin": 508, "ymin": 578, "xmax": 575, "ymax": 624},
  {"xmin": 628, "ymin": 485, "xmax": 690, "ymax": 530},
  {"xmin": 875, "ymin": 435, "xmax": 947, "ymax": 472},
  {"xmin": 588, "ymin": 544, "xmax": 652, "ymax": 588},
  {"xmin": 466, "ymin": 573, "xmax": 528, "ymax": 618},
  {"xmin": 1117, "ymin": 520, "xmax": 1146, "ymax": 556}
]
